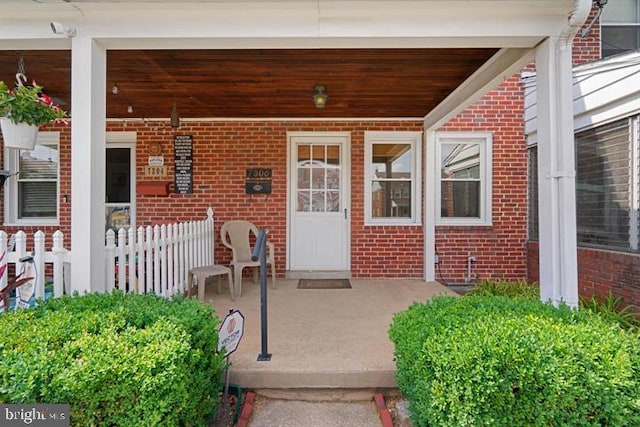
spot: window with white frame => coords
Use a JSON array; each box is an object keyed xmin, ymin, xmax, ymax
[
  {"xmin": 364, "ymin": 131, "xmax": 422, "ymax": 225},
  {"xmin": 4, "ymin": 132, "xmax": 59, "ymax": 224},
  {"xmin": 601, "ymin": 0, "xmax": 640, "ymax": 58},
  {"xmin": 436, "ymin": 132, "xmax": 492, "ymax": 225}
]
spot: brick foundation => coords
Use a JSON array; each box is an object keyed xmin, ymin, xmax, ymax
[{"xmin": 527, "ymin": 242, "xmax": 640, "ymax": 310}]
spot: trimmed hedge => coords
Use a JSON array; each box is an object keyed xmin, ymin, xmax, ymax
[
  {"xmin": 467, "ymin": 279, "xmax": 539, "ymax": 299},
  {"xmin": 389, "ymin": 295, "xmax": 640, "ymax": 427},
  {"xmin": 0, "ymin": 291, "xmax": 226, "ymax": 427}
]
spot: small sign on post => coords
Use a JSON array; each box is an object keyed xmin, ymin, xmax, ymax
[
  {"xmin": 218, "ymin": 309, "xmax": 245, "ymax": 418},
  {"xmin": 218, "ymin": 309, "xmax": 245, "ymax": 357}
]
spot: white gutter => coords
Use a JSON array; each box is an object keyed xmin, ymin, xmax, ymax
[
  {"xmin": 535, "ymin": 0, "xmax": 591, "ymax": 308},
  {"xmin": 562, "ymin": 0, "xmax": 593, "ymax": 45}
]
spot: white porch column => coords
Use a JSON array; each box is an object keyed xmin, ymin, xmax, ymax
[
  {"xmin": 424, "ymin": 129, "xmax": 437, "ymax": 281},
  {"xmin": 70, "ymin": 37, "xmax": 107, "ymax": 294},
  {"xmin": 535, "ymin": 36, "xmax": 578, "ymax": 308}
]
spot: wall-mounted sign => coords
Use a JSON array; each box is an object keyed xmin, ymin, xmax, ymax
[
  {"xmin": 149, "ymin": 142, "xmax": 163, "ymax": 156},
  {"xmin": 145, "ymin": 166, "xmax": 166, "ymax": 176},
  {"xmin": 245, "ymin": 168, "xmax": 272, "ymax": 195},
  {"xmin": 174, "ymin": 135, "xmax": 193, "ymax": 194},
  {"xmin": 245, "ymin": 182, "xmax": 272, "ymax": 194},
  {"xmin": 246, "ymin": 168, "xmax": 272, "ymax": 179},
  {"xmin": 148, "ymin": 156, "xmax": 164, "ymax": 166}
]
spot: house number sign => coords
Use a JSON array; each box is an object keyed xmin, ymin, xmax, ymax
[
  {"xmin": 246, "ymin": 168, "xmax": 272, "ymax": 194},
  {"xmin": 174, "ymin": 135, "xmax": 193, "ymax": 194}
]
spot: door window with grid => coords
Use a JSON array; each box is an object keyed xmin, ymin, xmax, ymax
[{"xmin": 296, "ymin": 143, "xmax": 341, "ymax": 213}]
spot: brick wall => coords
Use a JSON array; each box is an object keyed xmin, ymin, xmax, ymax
[
  {"xmin": 437, "ymin": 76, "xmax": 528, "ymax": 283},
  {"xmin": 528, "ymin": 242, "xmax": 640, "ymax": 310},
  {"xmin": 572, "ymin": 4, "xmax": 602, "ymax": 65},
  {"xmin": 2, "ymin": 116, "xmax": 529, "ymax": 280},
  {"xmin": 128, "ymin": 120, "xmax": 427, "ymax": 277}
]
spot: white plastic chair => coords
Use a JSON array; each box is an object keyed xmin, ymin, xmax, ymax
[{"xmin": 221, "ymin": 220, "xmax": 276, "ymax": 297}]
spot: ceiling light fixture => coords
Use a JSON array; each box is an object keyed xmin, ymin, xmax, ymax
[
  {"xmin": 313, "ymin": 85, "xmax": 328, "ymax": 109},
  {"xmin": 170, "ymin": 102, "xmax": 180, "ymax": 129},
  {"xmin": 111, "ymin": 83, "xmax": 135, "ymax": 115}
]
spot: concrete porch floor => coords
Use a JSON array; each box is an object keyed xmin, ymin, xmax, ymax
[{"xmin": 203, "ymin": 277, "xmax": 456, "ymax": 391}]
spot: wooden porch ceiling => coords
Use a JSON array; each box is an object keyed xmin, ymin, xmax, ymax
[{"xmin": 0, "ymin": 48, "xmax": 498, "ymax": 119}]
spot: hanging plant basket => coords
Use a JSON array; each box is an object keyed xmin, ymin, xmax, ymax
[{"xmin": 0, "ymin": 118, "xmax": 38, "ymax": 150}]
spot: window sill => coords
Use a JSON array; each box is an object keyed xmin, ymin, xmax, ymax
[
  {"xmin": 436, "ymin": 219, "xmax": 493, "ymax": 227},
  {"xmin": 3, "ymin": 219, "xmax": 59, "ymax": 228},
  {"xmin": 365, "ymin": 220, "xmax": 422, "ymax": 227}
]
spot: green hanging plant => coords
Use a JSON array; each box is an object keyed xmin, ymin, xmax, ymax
[{"xmin": 0, "ymin": 79, "xmax": 68, "ymax": 126}]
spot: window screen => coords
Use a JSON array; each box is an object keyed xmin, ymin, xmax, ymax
[
  {"xmin": 17, "ymin": 144, "xmax": 58, "ymax": 218},
  {"xmin": 575, "ymin": 119, "xmax": 631, "ymax": 250},
  {"xmin": 601, "ymin": 0, "xmax": 640, "ymax": 58}
]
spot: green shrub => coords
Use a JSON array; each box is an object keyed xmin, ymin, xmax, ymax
[
  {"xmin": 580, "ymin": 292, "xmax": 640, "ymax": 333},
  {"xmin": 467, "ymin": 279, "xmax": 539, "ymax": 299},
  {"xmin": 389, "ymin": 295, "xmax": 640, "ymax": 427},
  {"xmin": 0, "ymin": 291, "xmax": 227, "ymax": 427}
]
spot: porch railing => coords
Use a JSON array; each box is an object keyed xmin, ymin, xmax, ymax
[{"xmin": 0, "ymin": 207, "xmax": 215, "ymax": 307}]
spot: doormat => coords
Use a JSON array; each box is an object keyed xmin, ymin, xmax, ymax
[{"xmin": 297, "ymin": 279, "xmax": 352, "ymax": 289}]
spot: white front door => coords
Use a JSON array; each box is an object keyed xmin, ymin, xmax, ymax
[{"xmin": 288, "ymin": 132, "xmax": 350, "ymax": 272}]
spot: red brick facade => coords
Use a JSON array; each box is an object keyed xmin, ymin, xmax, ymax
[
  {"xmin": 436, "ymin": 76, "xmax": 528, "ymax": 283},
  {"xmin": 528, "ymin": 242, "xmax": 640, "ymax": 309},
  {"xmin": 0, "ymin": 112, "xmax": 527, "ymax": 282},
  {"xmin": 2, "ymin": 101, "xmax": 530, "ymax": 282},
  {"xmin": 2, "ymin": 120, "xmax": 427, "ymax": 278}
]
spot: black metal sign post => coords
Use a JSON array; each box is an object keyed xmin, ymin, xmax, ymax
[{"xmin": 252, "ymin": 229, "xmax": 271, "ymax": 361}]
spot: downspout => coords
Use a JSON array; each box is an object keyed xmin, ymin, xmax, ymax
[
  {"xmin": 536, "ymin": 0, "xmax": 591, "ymax": 307},
  {"xmin": 558, "ymin": 0, "xmax": 592, "ymax": 304},
  {"xmin": 562, "ymin": 0, "xmax": 593, "ymax": 45}
]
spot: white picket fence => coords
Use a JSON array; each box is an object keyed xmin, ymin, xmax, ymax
[
  {"xmin": 106, "ymin": 208, "xmax": 215, "ymax": 296},
  {"xmin": 0, "ymin": 229, "xmax": 69, "ymax": 301},
  {"xmin": 0, "ymin": 207, "xmax": 216, "ymax": 306}
]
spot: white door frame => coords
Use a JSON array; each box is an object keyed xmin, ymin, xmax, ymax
[
  {"xmin": 106, "ymin": 131, "xmax": 137, "ymax": 231},
  {"xmin": 286, "ymin": 131, "xmax": 351, "ymax": 275}
]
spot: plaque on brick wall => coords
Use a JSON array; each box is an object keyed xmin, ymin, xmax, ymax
[
  {"xmin": 245, "ymin": 168, "xmax": 272, "ymax": 194},
  {"xmin": 174, "ymin": 135, "xmax": 193, "ymax": 194}
]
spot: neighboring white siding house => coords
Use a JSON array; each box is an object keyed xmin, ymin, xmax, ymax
[
  {"xmin": 524, "ymin": 49, "xmax": 640, "ymax": 304},
  {"xmin": 524, "ymin": 50, "xmax": 640, "ymax": 142}
]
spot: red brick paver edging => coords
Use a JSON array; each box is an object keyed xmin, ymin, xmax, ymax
[
  {"xmin": 374, "ymin": 393, "xmax": 394, "ymax": 427},
  {"xmin": 235, "ymin": 390, "xmax": 256, "ymax": 427}
]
